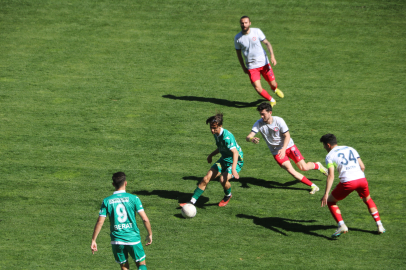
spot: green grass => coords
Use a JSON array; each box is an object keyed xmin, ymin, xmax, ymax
[{"xmin": 0, "ymin": 0, "xmax": 405, "ymax": 269}]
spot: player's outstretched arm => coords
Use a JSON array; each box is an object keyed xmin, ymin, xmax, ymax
[
  {"xmin": 246, "ymin": 131, "xmax": 259, "ymax": 144},
  {"xmin": 358, "ymin": 158, "xmax": 365, "ymax": 172},
  {"xmin": 236, "ymin": 49, "xmax": 248, "ymax": 74},
  {"xmin": 321, "ymin": 167, "xmax": 335, "ymax": 207},
  {"xmin": 207, "ymin": 148, "xmax": 220, "ymax": 163},
  {"xmin": 138, "ymin": 211, "xmax": 153, "ymax": 246},
  {"xmin": 230, "ymin": 148, "xmax": 240, "ymax": 179},
  {"xmin": 91, "ymin": 216, "xmax": 106, "ymax": 254},
  {"xmin": 262, "ymin": 39, "xmax": 277, "ymax": 66}
]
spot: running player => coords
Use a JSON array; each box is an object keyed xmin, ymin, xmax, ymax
[
  {"xmin": 246, "ymin": 102, "xmax": 328, "ymax": 194},
  {"xmin": 91, "ymin": 172, "xmax": 153, "ymax": 270},
  {"xmin": 235, "ymin": 16, "xmax": 284, "ymax": 107},
  {"xmin": 180, "ymin": 113, "xmax": 244, "ymax": 207},
  {"xmin": 319, "ymin": 134, "xmax": 386, "ymax": 237}
]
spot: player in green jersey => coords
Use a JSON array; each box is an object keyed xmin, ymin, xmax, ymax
[
  {"xmin": 91, "ymin": 172, "xmax": 153, "ymax": 270},
  {"xmin": 180, "ymin": 113, "xmax": 244, "ymax": 207}
]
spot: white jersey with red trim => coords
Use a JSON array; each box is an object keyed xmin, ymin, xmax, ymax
[
  {"xmin": 234, "ymin": 28, "xmax": 269, "ymax": 70},
  {"xmin": 251, "ymin": 116, "xmax": 294, "ymax": 155},
  {"xmin": 325, "ymin": 146, "xmax": 365, "ymax": 183}
]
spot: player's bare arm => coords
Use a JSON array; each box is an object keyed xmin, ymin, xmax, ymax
[
  {"xmin": 91, "ymin": 216, "xmax": 106, "ymax": 254},
  {"xmin": 230, "ymin": 148, "xmax": 240, "ymax": 179},
  {"xmin": 207, "ymin": 148, "xmax": 220, "ymax": 163},
  {"xmin": 138, "ymin": 211, "xmax": 153, "ymax": 246},
  {"xmin": 321, "ymin": 167, "xmax": 335, "ymax": 207},
  {"xmin": 358, "ymin": 158, "xmax": 365, "ymax": 172},
  {"xmin": 278, "ymin": 131, "xmax": 290, "ymax": 159},
  {"xmin": 261, "ymin": 39, "xmax": 277, "ymax": 66},
  {"xmin": 246, "ymin": 131, "xmax": 260, "ymax": 144},
  {"xmin": 236, "ymin": 49, "xmax": 248, "ymax": 74}
]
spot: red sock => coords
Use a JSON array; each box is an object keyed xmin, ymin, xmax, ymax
[
  {"xmin": 259, "ymin": 89, "xmax": 272, "ymax": 101},
  {"xmin": 364, "ymin": 199, "xmax": 381, "ymax": 222},
  {"xmin": 327, "ymin": 202, "xmax": 343, "ymax": 223},
  {"xmin": 314, "ymin": 162, "xmax": 319, "ymax": 170},
  {"xmin": 271, "ymin": 82, "xmax": 278, "ymax": 91},
  {"xmin": 300, "ymin": 176, "xmax": 313, "ymax": 187}
]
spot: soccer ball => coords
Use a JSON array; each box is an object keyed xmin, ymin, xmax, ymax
[{"xmin": 181, "ymin": 203, "xmax": 196, "ymax": 218}]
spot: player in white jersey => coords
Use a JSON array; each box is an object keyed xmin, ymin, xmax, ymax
[
  {"xmin": 235, "ymin": 16, "xmax": 284, "ymax": 107},
  {"xmin": 319, "ymin": 134, "xmax": 385, "ymax": 237},
  {"xmin": 246, "ymin": 102, "xmax": 328, "ymax": 194},
  {"xmin": 91, "ymin": 172, "xmax": 153, "ymax": 270}
]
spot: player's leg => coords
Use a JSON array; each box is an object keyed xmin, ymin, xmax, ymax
[
  {"xmin": 180, "ymin": 167, "xmax": 220, "ymax": 206},
  {"xmin": 112, "ymin": 245, "xmax": 130, "ymax": 270},
  {"xmin": 248, "ymin": 67, "xmax": 276, "ymax": 106},
  {"xmin": 356, "ymin": 178, "xmax": 385, "ymax": 233},
  {"xmin": 289, "ymin": 145, "xmax": 328, "ymax": 176},
  {"xmin": 280, "ymin": 160, "xmax": 319, "ymax": 194},
  {"xmin": 130, "ymin": 242, "xmax": 147, "ymax": 270},
  {"xmin": 120, "ymin": 262, "xmax": 130, "ymax": 270},
  {"xmin": 276, "ymin": 150, "xmax": 319, "ymax": 194},
  {"xmin": 218, "ymin": 172, "xmax": 233, "ymax": 207},
  {"xmin": 262, "ymin": 64, "xmax": 284, "ymax": 98},
  {"xmin": 328, "ymin": 183, "xmax": 353, "ymax": 237},
  {"xmin": 218, "ymin": 160, "xmax": 243, "ymax": 207}
]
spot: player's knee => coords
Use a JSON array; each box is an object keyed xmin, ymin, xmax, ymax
[{"xmin": 201, "ymin": 176, "xmax": 211, "ymax": 185}]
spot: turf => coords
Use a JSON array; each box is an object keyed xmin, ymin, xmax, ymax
[{"xmin": 0, "ymin": 0, "xmax": 405, "ymax": 269}]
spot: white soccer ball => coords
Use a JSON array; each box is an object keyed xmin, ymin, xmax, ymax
[{"xmin": 181, "ymin": 203, "xmax": 196, "ymax": 218}]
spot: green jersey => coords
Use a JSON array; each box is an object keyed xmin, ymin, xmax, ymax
[
  {"xmin": 99, "ymin": 191, "xmax": 144, "ymax": 244},
  {"xmin": 213, "ymin": 128, "xmax": 243, "ymax": 163}
]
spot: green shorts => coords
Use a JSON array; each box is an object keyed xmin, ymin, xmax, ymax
[
  {"xmin": 211, "ymin": 158, "xmax": 244, "ymax": 176},
  {"xmin": 112, "ymin": 242, "xmax": 146, "ymax": 264}
]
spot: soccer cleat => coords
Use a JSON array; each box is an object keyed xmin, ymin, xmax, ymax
[
  {"xmin": 270, "ymin": 100, "xmax": 276, "ymax": 107},
  {"xmin": 275, "ymin": 88, "xmax": 284, "ymax": 98},
  {"xmin": 309, "ymin": 185, "xmax": 320, "ymax": 195},
  {"xmin": 179, "ymin": 202, "xmax": 191, "ymax": 207},
  {"xmin": 218, "ymin": 194, "xmax": 232, "ymax": 207},
  {"xmin": 377, "ymin": 224, "xmax": 386, "ymax": 234},
  {"xmin": 317, "ymin": 162, "xmax": 328, "ymax": 176},
  {"xmin": 332, "ymin": 224, "xmax": 348, "ymax": 237}
]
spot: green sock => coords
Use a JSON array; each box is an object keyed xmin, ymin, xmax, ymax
[
  {"xmin": 192, "ymin": 187, "xmax": 204, "ymax": 200},
  {"xmin": 138, "ymin": 264, "xmax": 147, "ymax": 270},
  {"xmin": 224, "ymin": 187, "xmax": 231, "ymax": 196}
]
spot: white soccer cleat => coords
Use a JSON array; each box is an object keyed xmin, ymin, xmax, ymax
[
  {"xmin": 332, "ymin": 224, "xmax": 348, "ymax": 237},
  {"xmin": 377, "ymin": 224, "xmax": 386, "ymax": 234},
  {"xmin": 309, "ymin": 185, "xmax": 319, "ymax": 195},
  {"xmin": 317, "ymin": 162, "xmax": 328, "ymax": 176}
]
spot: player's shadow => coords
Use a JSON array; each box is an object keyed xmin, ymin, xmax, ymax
[
  {"xmin": 236, "ymin": 214, "xmax": 337, "ymax": 240},
  {"xmin": 132, "ymin": 189, "xmax": 210, "ymax": 209},
  {"xmin": 182, "ymin": 176, "xmax": 317, "ymax": 192},
  {"xmin": 162, "ymin": 94, "xmax": 264, "ymax": 108}
]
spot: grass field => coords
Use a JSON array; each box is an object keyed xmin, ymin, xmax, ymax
[{"xmin": 1, "ymin": 0, "xmax": 405, "ymax": 269}]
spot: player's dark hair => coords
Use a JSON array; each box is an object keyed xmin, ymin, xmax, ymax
[
  {"xmin": 320, "ymin": 134, "xmax": 338, "ymax": 146},
  {"xmin": 257, "ymin": 102, "xmax": 272, "ymax": 112},
  {"xmin": 206, "ymin": 113, "xmax": 223, "ymax": 126},
  {"xmin": 112, "ymin": 172, "xmax": 126, "ymax": 188},
  {"xmin": 240, "ymin": 15, "xmax": 250, "ymax": 21}
]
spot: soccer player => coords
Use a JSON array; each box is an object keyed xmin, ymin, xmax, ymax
[
  {"xmin": 180, "ymin": 113, "xmax": 244, "ymax": 207},
  {"xmin": 235, "ymin": 16, "xmax": 284, "ymax": 107},
  {"xmin": 246, "ymin": 102, "xmax": 328, "ymax": 194},
  {"xmin": 91, "ymin": 172, "xmax": 153, "ymax": 270},
  {"xmin": 319, "ymin": 134, "xmax": 386, "ymax": 237}
]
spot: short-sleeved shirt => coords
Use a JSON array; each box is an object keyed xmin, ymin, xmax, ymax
[
  {"xmin": 251, "ymin": 117, "xmax": 294, "ymax": 155},
  {"xmin": 99, "ymin": 191, "xmax": 144, "ymax": 244},
  {"xmin": 324, "ymin": 146, "xmax": 365, "ymax": 183},
  {"xmin": 234, "ymin": 28, "xmax": 269, "ymax": 70},
  {"xmin": 214, "ymin": 128, "xmax": 243, "ymax": 163}
]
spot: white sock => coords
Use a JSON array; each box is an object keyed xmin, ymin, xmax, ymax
[
  {"xmin": 190, "ymin": 198, "xmax": 197, "ymax": 204},
  {"xmin": 338, "ymin": 221, "xmax": 345, "ymax": 226}
]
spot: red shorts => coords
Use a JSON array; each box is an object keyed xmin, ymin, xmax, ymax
[
  {"xmin": 273, "ymin": 145, "xmax": 304, "ymax": 166},
  {"xmin": 248, "ymin": 64, "xmax": 275, "ymax": 84},
  {"xmin": 331, "ymin": 178, "xmax": 370, "ymax": 201}
]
